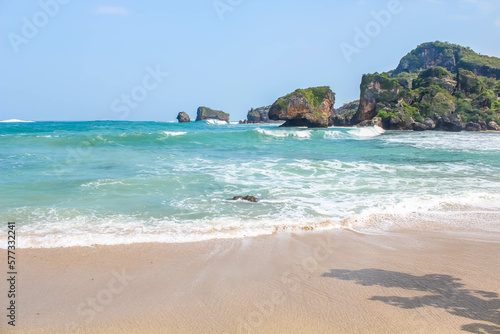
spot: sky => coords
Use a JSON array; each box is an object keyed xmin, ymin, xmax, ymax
[{"xmin": 1, "ymin": 0, "xmax": 499, "ymax": 121}]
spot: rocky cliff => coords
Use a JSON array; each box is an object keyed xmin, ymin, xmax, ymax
[
  {"xmin": 195, "ymin": 107, "xmax": 230, "ymax": 123},
  {"xmin": 343, "ymin": 42, "xmax": 500, "ymax": 131},
  {"xmin": 393, "ymin": 41, "xmax": 500, "ymax": 80},
  {"xmin": 268, "ymin": 87, "xmax": 335, "ymax": 128},
  {"xmin": 247, "ymin": 106, "xmax": 271, "ymax": 123},
  {"xmin": 332, "ymin": 101, "xmax": 359, "ymax": 126}
]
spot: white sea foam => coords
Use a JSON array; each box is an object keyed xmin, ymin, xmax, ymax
[
  {"xmin": 163, "ymin": 131, "xmax": 187, "ymax": 137},
  {"xmin": 323, "ymin": 130, "xmax": 346, "ymax": 139},
  {"xmin": 348, "ymin": 125, "xmax": 385, "ymax": 138},
  {"xmin": 206, "ymin": 119, "xmax": 228, "ymax": 125},
  {"xmin": 255, "ymin": 128, "xmax": 312, "ymax": 139},
  {"xmin": 81, "ymin": 179, "xmax": 125, "ymax": 188},
  {"xmin": 3, "ymin": 191, "xmax": 499, "ymax": 249},
  {"xmin": 383, "ymin": 132, "xmax": 500, "ymax": 152},
  {"xmin": 0, "ymin": 119, "xmax": 34, "ymax": 123}
]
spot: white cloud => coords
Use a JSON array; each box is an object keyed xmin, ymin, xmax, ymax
[
  {"xmin": 496, "ymin": 17, "xmax": 500, "ymax": 26},
  {"xmin": 96, "ymin": 6, "xmax": 129, "ymax": 16}
]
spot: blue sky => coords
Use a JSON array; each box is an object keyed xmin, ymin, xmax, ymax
[{"xmin": 1, "ymin": 0, "xmax": 499, "ymax": 121}]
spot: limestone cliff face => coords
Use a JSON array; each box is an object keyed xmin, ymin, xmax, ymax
[
  {"xmin": 340, "ymin": 42, "xmax": 500, "ymax": 132},
  {"xmin": 353, "ymin": 74, "xmax": 403, "ymax": 124},
  {"xmin": 177, "ymin": 112, "xmax": 191, "ymax": 123},
  {"xmin": 268, "ymin": 87, "xmax": 335, "ymax": 128},
  {"xmin": 332, "ymin": 101, "xmax": 359, "ymax": 126},
  {"xmin": 247, "ymin": 106, "xmax": 271, "ymax": 123},
  {"xmin": 195, "ymin": 107, "xmax": 230, "ymax": 123}
]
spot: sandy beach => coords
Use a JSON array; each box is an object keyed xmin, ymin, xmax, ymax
[{"xmin": 1, "ymin": 226, "xmax": 499, "ymax": 334}]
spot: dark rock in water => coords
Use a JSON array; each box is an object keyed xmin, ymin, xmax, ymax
[
  {"xmin": 195, "ymin": 106, "xmax": 230, "ymax": 123},
  {"xmin": 465, "ymin": 122, "xmax": 482, "ymax": 131},
  {"xmin": 232, "ymin": 195, "xmax": 259, "ymax": 203},
  {"xmin": 487, "ymin": 121, "xmax": 500, "ymax": 131},
  {"xmin": 247, "ymin": 106, "xmax": 271, "ymax": 123},
  {"xmin": 424, "ymin": 118, "xmax": 436, "ymax": 130},
  {"xmin": 412, "ymin": 118, "xmax": 435, "ymax": 131},
  {"xmin": 412, "ymin": 122, "xmax": 427, "ymax": 131},
  {"xmin": 177, "ymin": 112, "xmax": 191, "ymax": 123},
  {"xmin": 269, "ymin": 87, "xmax": 335, "ymax": 128},
  {"xmin": 436, "ymin": 114, "xmax": 464, "ymax": 132}
]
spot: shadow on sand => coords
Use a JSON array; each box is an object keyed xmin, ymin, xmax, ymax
[{"xmin": 322, "ymin": 269, "xmax": 500, "ymax": 333}]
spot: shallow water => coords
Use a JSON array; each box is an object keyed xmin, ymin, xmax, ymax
[{"xmin": 1, "ymin": 121, "xmax": 499, "ymax": 248}]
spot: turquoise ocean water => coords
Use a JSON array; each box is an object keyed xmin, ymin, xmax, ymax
[{"xmin": 1, "ymin": 120, "xmax": 500, "ymax": 248}]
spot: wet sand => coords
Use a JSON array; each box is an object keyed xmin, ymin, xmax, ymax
[{"xmin": 1, "ymin": 229, "xmax": 499, "ymax": 333}]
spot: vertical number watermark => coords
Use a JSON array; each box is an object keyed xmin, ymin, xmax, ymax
[{"xmin": 6, "ymin": 222, "xmax": 17, "ymax": 327}]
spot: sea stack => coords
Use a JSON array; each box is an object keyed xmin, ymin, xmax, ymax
[
  {"xmin": 177, "ymin": 112, "xmax": 191, "ymax": 123},
  {"xmin": 268, "ymin": 86, "xmax": 335, "ymax": 128},
  {"xmin": 247, "ymin": 106, "xmax": 271, "ymax": 123},
  {"xmin": 195, "ymin": 107, "xmax": 230, "ymax": 123}
]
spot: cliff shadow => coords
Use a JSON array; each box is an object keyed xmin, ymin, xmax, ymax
[{"xmin": 322, "ymin": 268, "xmax": 500, "ymax": 333}]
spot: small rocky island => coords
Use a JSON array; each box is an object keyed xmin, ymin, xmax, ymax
[
  {"xmin": 247, "ymin": 106, "xmax": 271, "ymax": 123},
  {"xmin": 195, "ymin": 107, "xmax": 230, "ymax": 123},
  {"xmin": 176, "ymin": 107, "xmax": 230, "ymax": 123},
  {"xmin": 269, "ymin": 86, "xmax": 336, "ymax": 128},
  {"xmin": 177, "ymin": 112, "xmax": 191, "ymax": 123}
]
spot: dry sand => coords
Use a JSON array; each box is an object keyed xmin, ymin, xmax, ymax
[{"xmin": 1, "ymin": 229, "xmax": 499, "ymax": 333}]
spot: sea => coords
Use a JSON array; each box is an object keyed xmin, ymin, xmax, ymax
[{"xmin": 1, "ymin": 119, "xmax": 500, "ymax": 248}]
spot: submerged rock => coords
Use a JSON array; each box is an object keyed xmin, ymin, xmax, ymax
[
  {"xmin": 232, "ymin": 196, "xmax": 259, "ymax": 203},
  {"xmin": 269, "ymin": 87, "xmax": 335, "ymax": 128},
  {"xmin": 177, "ymin": 112, "xmax": 191, "ymax": 123}
]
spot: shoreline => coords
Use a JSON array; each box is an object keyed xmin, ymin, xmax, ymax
[
  {"xmin": 5, "ymin": 205, "xmax": 500, "ymax": 250},
  {"xmin": 2, "ymin": 228, "xmax": 499, "ymax": 333}
]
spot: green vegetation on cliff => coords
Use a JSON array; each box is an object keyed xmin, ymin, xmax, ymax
[
  {"xmin": 269, "ymin": 86, "xmax": 335, "ymax": 128},
  {"xmin": 293, "ymin": 86, "xmax": 333, "ymax": 109},
  {"xmin": 196, "ymin": 106, "xmax": 230, "ymax": 122},
  {"xmin": 350, "ymin": 41, "xmax": 500, "ymax": 130},
  {"xmin": 393, "ymin": 41, "xmax": 500, "ymax": 78}
]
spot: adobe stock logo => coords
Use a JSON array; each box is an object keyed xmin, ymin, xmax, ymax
[
  {"xmin": 213, "ymin": 0, "xmax": 243, "ymax": 21},
  {"xmin": 340, "ymin": 0, "xmax": 403, "ymax": 64},
  {"xmin": 7, "ymin": 0, "xmax": 71, "ymax": 54}
]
